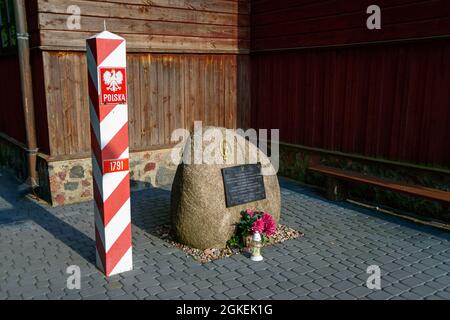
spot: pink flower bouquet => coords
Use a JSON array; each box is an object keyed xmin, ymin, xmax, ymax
[{"xmin": 227, "ymin": 209, "xmax": 277, "ymax": 248}]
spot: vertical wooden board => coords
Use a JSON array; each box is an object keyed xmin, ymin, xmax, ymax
[
  {"xmin": 210, "ymin": 56, "xmax": 218, "ymax": 127},
  {"xmin": 139, "ymin": 55, "xmax": 151, "ymax": 147},
  {"xmin": 149, "ymin": 54, "xmax": 159, "ymax": 146},
  {"xmin": 186, "ymin": 55, "xmax": 196, "ymax": 130},
  {"xmin": 385, "ymin": 46, "xmax": 400, "ymax": 157},
  {"xmin": 218, "ymin": 56, "xmax": 225, "ymax": 127},
  {"xmin": 393, "ymin": 47, "xmax": 410, "ymax": 160},
  {"xmin": 228, "ymin": 55, "xmax": 237, "ymax": 129},
  {"xmin": 200, "ymin": 55, "xmax": 207, "ymax": 125},
  {"xmin": 403, "ymin": 46, "xmax": 425, "ymax": 162},
  {"xmin": 211, "ymin": 55, "xmax": 219, "ymax": 127},
  {"xmin": 73, "ymin": 54, "xmax": 84, "ymax": 154},
  {"xmin": 79, "ymin": 55, "xmax": 90, "ymax": 153},
  {"xmin": 43, "ymin": 52, "xmax": 63, "ymax": 156},
  {"xmin": 250, "ymin": 56, "xmax": 259, "ymax": 132},
  {"xmin": 162, "ymin": 55, "xmax": 170, "ymax": 145},
  {"xmin": 211, "ymin": 55, "xmax": 218, "ymax": 126},
  {"xmin": 203, "ymin": 55, "xmax": 210, "ymax": 126},
  {"xmin": 326, "ymin": 49, "xmax": 337, "ymax": 150},
  {"xmin": 420, "ymin": 45, "xmax": 439, "ymax": 164},
  {"xmin": 177, "ymin": 56, "xmax": 184, "ymax": 137},
  {"xmin": 427, "ymin": 43, "xmax": 450, "ymax": 165},
  {"xmin": 126, "ymin": 56, "xmax": 135, "ymax": 149},
  {"xmin": 170, "ymin": 55, "xmax": 179, "ymax": 144},
  {"xmin": 364, "ymin": 48, "xmax": 379, "ymax": 156},
  {"xmin": 239, "ymin": 55, "xmax": 251, "ymax": 130},
  {"xmin": 352, "ymin": 48, "xmax": 367, "ymax": 154},
  {"xmin": 297, "ymin": 52, "xmax": 306, "ymax": 146},
  {"xmin": 64, "ymin": 53, "xmax": 76, "ymax": 155},
  {"xmin": 278, "ymin": 54, "xmax": 288, "ymax": 141},
  {"xmin": 342, "ymin": 49, "xmax": 354, "ymax": 153},
  {"xmin": 314, "ymin": 50, "xmax": 325, "ymax": 148},
  {"xmin": 183, "ymin": 55, "xmax": 190, "ymax": 131},
  {"xmin": 262, "ymin": 55, "xmax": 271, "ymax": 133},
  {"xmin": 30, "ymin": 51, "xmax": 51, "ymax": 153},
  {"xmin": 179, "ymin": 55, "xmax": 186, "ymax": 134},
  {"xmin": 303, "ymin": 51, "xmax": 313, "ymax": 146},
  {"xmin": 334, "ymin": 49, "xmax": 344, "ymax": 151},
  {"xmin": 131, "ymin": 55, "xmax": 142, "ymax": 149},
  {"xmin": 157, "ymin": 56, "xmax": 165, "ymax": 145},
  {"xmin": 322, "ymin": 50, "xmax": 331, "ymax": 149}
]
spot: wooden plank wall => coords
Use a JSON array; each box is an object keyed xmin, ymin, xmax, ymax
[
  {"xmin": 25, "ymin": 0, "xmax": 252, "ymax": 157},
  {"xmin": 32, "ymin": 0, "xmax": 250, "ymax": 53},
  {"xmin": 252, "ymin": 0, "xmax": 450, "ymax": 51},
  {"xmin": 43, "ymin": 52, "xmax": 250, "ymax": 157},
  {"xmin": 251, "ymin": 40, "xmax": 450, "ymax": 166},
  {"xmin": 251, "ymin": 0, "xmax": 450, "ymax": 167}
]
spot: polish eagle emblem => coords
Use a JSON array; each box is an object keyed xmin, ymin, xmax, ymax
[{"xmin": 103, "ymin": 70, "xmax": 123, "ymax": 92}]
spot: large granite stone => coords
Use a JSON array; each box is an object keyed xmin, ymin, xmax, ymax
[{"xmin": 171, "ymin": 127, "xmax": 281, "ymax": 250}]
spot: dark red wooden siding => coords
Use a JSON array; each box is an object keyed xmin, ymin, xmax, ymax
[
  {"xmin": 251, "ymin": 39, "xmax": 450, "ymax": 166},
  {"xmin": 251, "ymin": 0, "xmax": 450, "ymax": 166},
  {"xmin": 0, "ymin": 55, "xmax": 26, "ymax": 143},
  {"xmin": 252, "ymin": 0, "xmax": 450, "ymax": 51}
]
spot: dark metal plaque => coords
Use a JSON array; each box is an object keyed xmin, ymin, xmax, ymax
[{"xmin": 222, "ymin": 163, "xmax": 266, "ymax": 208}]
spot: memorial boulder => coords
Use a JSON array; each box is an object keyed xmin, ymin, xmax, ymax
[{"xmin": 170, "ymin": 127, "xmax": 281, "ymax": 250}]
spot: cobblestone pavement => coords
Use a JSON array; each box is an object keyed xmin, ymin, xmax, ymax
[{"xmin": 0, "ymin": 170, "xmax": 449, "ymax": 300}]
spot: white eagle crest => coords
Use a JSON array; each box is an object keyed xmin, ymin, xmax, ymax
[{"xmin": 103, "ymin": 70, "xmax": 123, "ymax": 92}]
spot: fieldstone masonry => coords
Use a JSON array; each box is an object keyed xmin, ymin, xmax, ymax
[
  {"xmin": 0, "ymin": 137, "xmax": 27, "ymax": 181},
  {"xmin": 38, "ymin": 147, "xmax": 178, "ymax": 206}
]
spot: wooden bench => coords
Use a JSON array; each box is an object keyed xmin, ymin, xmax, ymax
[{"xmin": 308, "ymin": 164, "xmax": 450, "ymax": 205}]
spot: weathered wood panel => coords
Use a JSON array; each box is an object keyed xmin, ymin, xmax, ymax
[
  {"xmin": 252, "ymin": 0, "xmax": 450, "ymax": 50},
  {"xmin": 34, "ymin": 0, "xmax": 250, "ymax": 53},
  {"xmin": 30, "ymin": 51, "xmax": 51, "ymax": 154},
  {"xmin": 42, "ymin": 52, "xmax": 250, "ymax": 156},
  {"xmin": 251, "ymin": 39, "xmax": 450, "ymax": 166},
  {"xmin": 43, "ymin": 52, "xmax": 90, "ymax": 156}
]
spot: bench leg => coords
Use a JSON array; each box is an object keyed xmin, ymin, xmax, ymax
[{"xmin": 325, "ymin": 177, "xmax": 347, "ymax": 201}]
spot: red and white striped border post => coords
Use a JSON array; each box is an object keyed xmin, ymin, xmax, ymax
[{"xmin": 86, "ymin": 31, "xmax": 132, "ymax": 276}]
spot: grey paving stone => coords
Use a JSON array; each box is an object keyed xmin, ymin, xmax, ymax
[
  {"xmin": 331, "ymin": 280, "xmax": 356, "ymax": 292},
  {"xmin": 318, "ymin": 286, "xmax": 340, "ymax": 297},
  {"xmin": 180, "ymin": 293, "xmax": 201, "ymax": 300},
  {"xmin": 196, "ymin": 288, "xmax": 215, "ymax": 298},
  {"xmin": 435, "ymin": 275, "xmax": 450, "ymax": 285},
  {"xmin": 275, "ymin": 281, "xmax": 296, "ymax": 291},
  {"xmin": 346, "ymin": 286, "xmax": 371, "ymax": 298},
  {"xmin": 423, "ymin": 280, "xmax": 449, "ymax": 291},
  {"xmin": 366, "ymin": 290, "xmax": 393, "ymax": 300},
  {"xmin": 301, "ymin": 281, "xmax": 322, "ymax": 292},
  {"xmin": 224, "ymin": 286, "xmax": 250, "ymax": 298},
  {"xmin": 248, "ymin": 288, "xmax": 274, "ymax": 299},
  {"xmin": 436, "ymin": 291, "xmax": 450, "ymax": 299},
  {"xmin": 307, "ymin": 291, "xmax": 331, "ymax": 299},
  {"xmin": 193, "ymin": 280, "xmax": 212, "ymax": 290},
  {"xmin": 399, "ymin": 291, "xmax": 423, "ymax": 299},
  {"xmin": 389, "ymin": 269, "xmax": 413, "ymax": 281},
  {"xmin": 400, "ymin": 276, "xmax": 426, "ymax": 288},
  {"xmin": 156, "ymin": 289, "xmax": 184, "ymax": 299},
  {"xmin": 272, "ymin": 291, "xmax": 297, "ymax": 300},
  {"xmin": 410, "ymin": 285, "xmax": 438, "ymax": 297}
]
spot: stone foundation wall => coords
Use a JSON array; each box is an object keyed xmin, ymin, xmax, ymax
[
  {"xmin": 0, "ymin": 136, "xmax": 28, "ymax": 181},
  {"xmin": 277, "ymin": 143, "xmax": 450, "ymax": 223},
  {"xmin": 36, "ymin": 147, "xmax": 178, "ymax": 206}
]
